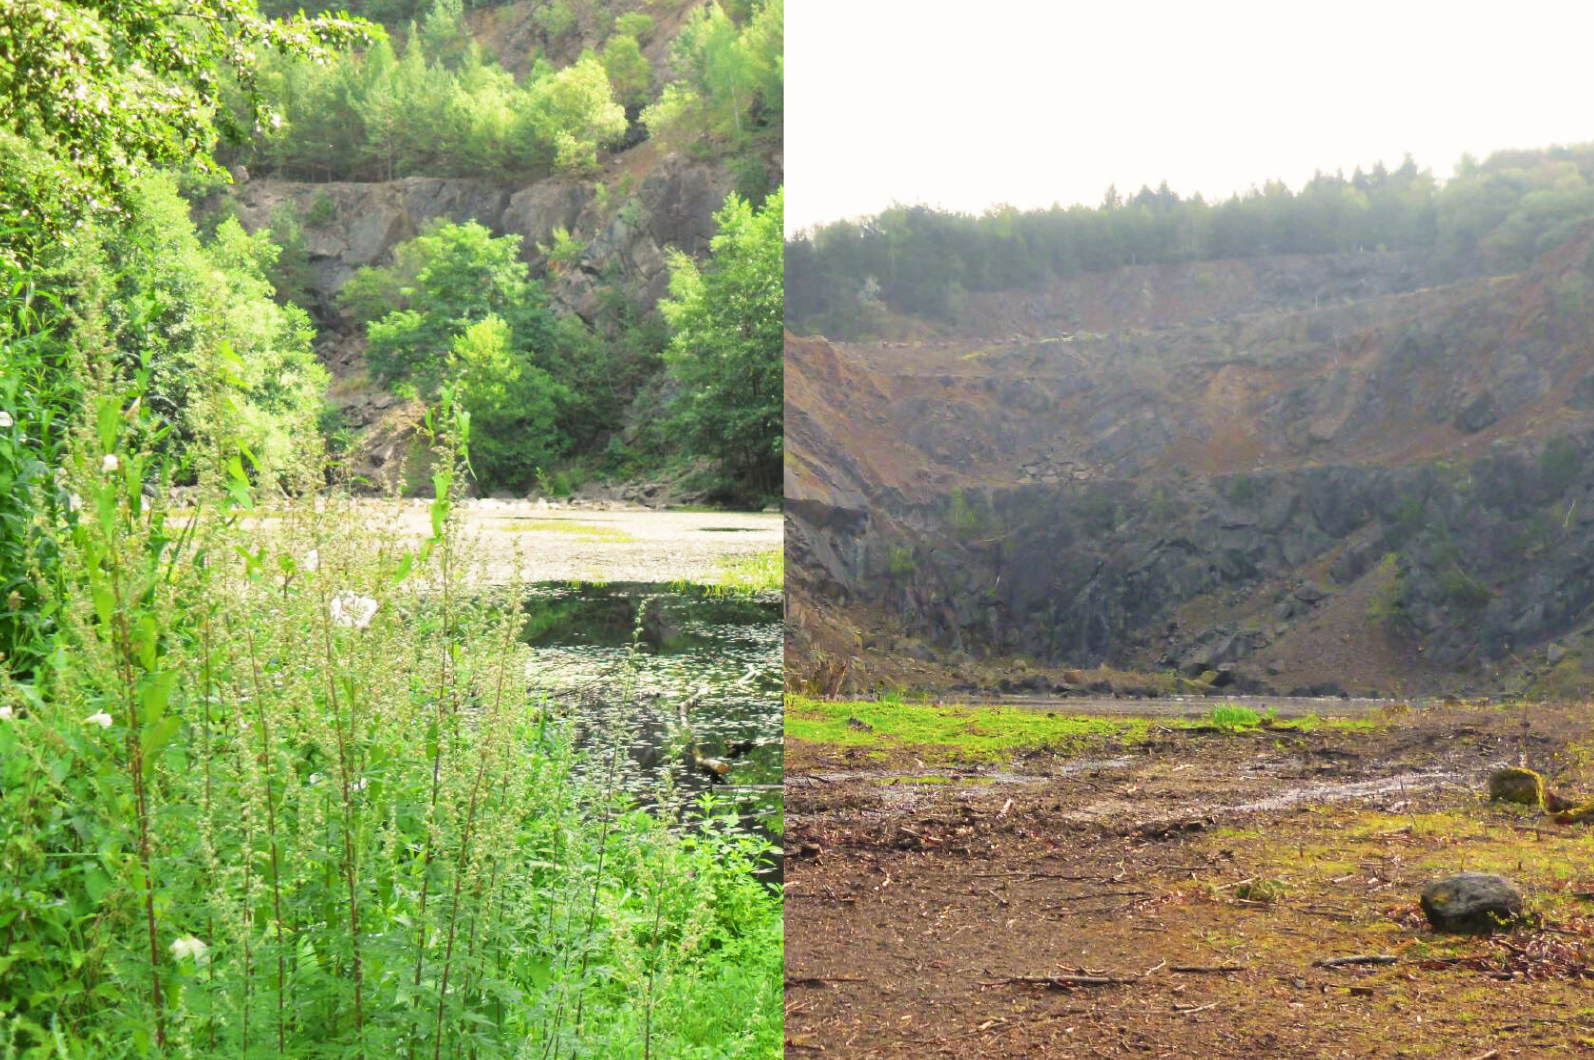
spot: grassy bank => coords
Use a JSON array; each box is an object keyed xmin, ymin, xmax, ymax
[{"xmin": 785, "ymin": 694, "xmax": 1380, "ymax": 763}]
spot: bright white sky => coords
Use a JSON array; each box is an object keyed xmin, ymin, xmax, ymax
[{"xmin": 786, "ymin": 1, "xmax": 1594, "ymax": 236}]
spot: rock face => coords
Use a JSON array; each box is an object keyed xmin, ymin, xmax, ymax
[
  {"xmin": 785, "ymin": 221, "xmax": 1594, "ymax": 695},
  {"xmin": 229, "ymin": 152, "xmax": 741, "ymax": 327},
  {"xmin": 1488, "ymin": 767, "xmax": 1545, "ymax": 807},
  {"xmin": 1419, "ymin": 873, "xmax": 1524, "ymax": 934}
]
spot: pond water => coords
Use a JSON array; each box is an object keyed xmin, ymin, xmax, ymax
[{"xmin": 520, "ymin": 581, "xmax": 783, "ymax": 871}]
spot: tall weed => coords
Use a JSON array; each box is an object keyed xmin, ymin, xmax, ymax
[{"xmin": 0, "ymin": 372, "xmax": 780, "ymax": 1057}]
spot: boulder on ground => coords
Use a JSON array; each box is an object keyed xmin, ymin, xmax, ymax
[
  {"xmin": 1419, "ymin": 873, "xmax": 1524, "ymax": 934},
  {"xmin": 1488, "ymin": 767, "xmax": 1545, "ymax": 808},
  {"xmin": 1550, "ymin": 801, "xmax": 1594, "ymax": 824}
]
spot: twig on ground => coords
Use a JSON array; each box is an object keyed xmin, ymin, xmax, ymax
[
  {"xmin": 983, "ymin": 974, "xmax": 1138, "ymax": 988},
  {"xmin": 1040, "ymin": 891, "xmax": 1150, "ymax": 909},
  {"xmin": 785, "ymin": 976, "xmax": 867, "ymax": 987},
  {"xmin": 1315, "ymin": 954, "xmax": 1399, "ymax": 968}
]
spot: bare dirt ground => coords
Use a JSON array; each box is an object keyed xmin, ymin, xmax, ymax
[{"xmin": 785, "ymin": 704, "xmax": 1594, "ymax": 1058}]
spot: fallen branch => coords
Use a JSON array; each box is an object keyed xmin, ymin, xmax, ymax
[
  {"xmin": 785, "ymin": 976, "xmax": 867, "ymax": 987},
  {"xmin": 1170, "ymin": 964, "xmax": 1244, "ymax": 974},
  {"xmin": 1315, "ymin": 954, "xmax": 1399, "ymax": 968},
  {"xmin": 1175, "ymin": 1001, "xmax": 1220, "ymax": 1015},
  {"xmin": 983, "ymin": 974, "xmax": 1138, "ymax": 988}
]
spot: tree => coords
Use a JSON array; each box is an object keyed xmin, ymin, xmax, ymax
[
  {"xmin": 449, "ymin": 315, "xmax": 567, "ymax": 490},
  {"xmin": 661, "ymin": 188, "xmax": 783, "ymax": 499},
  {"xmin": 352, "ymin": 220, "xmax": 553, "ymax": 391},
  {"xmin": 74, "ymin": 177, "xmax": 328, "ymax": 480},
  {"xmin": 601, "ymin": 33, "xmax": 653, "ymax": 109},
  {"xmin": 641, "ymin": 0, "xmax": 781, "ymax": 151},
  {"xmin": 521, "ymin": 54, "xmax": 627, "ymax": 173},
  {"xmin": 0, "ymin": 0, "xmax": 370, "ymax": 238}
]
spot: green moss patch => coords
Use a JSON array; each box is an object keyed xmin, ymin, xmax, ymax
[{"xmin": 784, "ymin": 694, "xmax": 1147, "ymax": 762}]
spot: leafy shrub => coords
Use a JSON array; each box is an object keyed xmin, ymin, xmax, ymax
[
  {"xmin": 1367, "ymin": 553, "xmax": 1410, "ymax": 628},
  {"xmin": 305, "ymin": 190, "xmax": 338, "ymax": 227},
  {"xmin": 1441, "ymin": 567, "xmax": 1495, "ymax": 609},
  {"xmin": 1540, "ymin": 435, "xmax": 1582, "ymax": 495},
  {"xmin": 537, "ymin": 225, "xmax": 587, "ymax": 271}
]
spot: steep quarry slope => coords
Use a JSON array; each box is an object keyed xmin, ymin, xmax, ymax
[{"xmin": 787, "ymin": 230, "xmax": 1594, "ymax": 698}]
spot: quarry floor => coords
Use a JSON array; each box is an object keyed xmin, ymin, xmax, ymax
[{"xmin": 784, "ymin": 703, "xmax": 1594, "ymax": 1058}]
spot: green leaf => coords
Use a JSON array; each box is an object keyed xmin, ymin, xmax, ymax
[
  {"xmin": 139, "ymin": 670, "xmax": 179, "ymax": 728},
  {"xmin": 141, "ymin": 715, "xmax": 182, "ymax": 768},
  {"xmin": 96, "ymin": 397, "xmax": 120, "ymax": 453}
]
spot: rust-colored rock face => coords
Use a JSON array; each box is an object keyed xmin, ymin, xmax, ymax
[{"xmin": 786, "ymin": 225, "xmax": 1594, "ymax": 697}]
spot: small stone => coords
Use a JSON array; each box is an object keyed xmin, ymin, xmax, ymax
[
  {"xmin": 1488, "ymin": 766, "xmax": 1545, "ymax": 808},
  {"xmin": 1419, "ymin": 873, "xmax": 1524, "ymax": 935}
]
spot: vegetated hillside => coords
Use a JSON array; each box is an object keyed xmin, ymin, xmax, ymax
[
  {"xmin": 193, "ymin": 0, "xmax": 782, "ymax": 502},
  {"xmin": 786, "ymin": 218, "xmax": 1594, "ymax": 700}
]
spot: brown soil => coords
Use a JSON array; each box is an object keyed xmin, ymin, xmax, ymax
[{"xmin": 785, "ymin": 703, "xmax": 1594, "ymax": 1058}]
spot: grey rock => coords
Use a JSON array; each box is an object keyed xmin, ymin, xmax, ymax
[
  {"xmin": 1419, "ymin": 873, "xmax": 1523, "ymax": 935},
  {"xmin": 1454, "ymin": 391, "xmax": 1499, "ymax": 434}
]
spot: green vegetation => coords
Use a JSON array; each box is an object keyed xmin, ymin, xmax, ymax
[
  {"xmin": 887, "ymin": 545, "xmax": 917, "ymax": 577},
  {"xmin": 0, "ymin": 1, "xmax": 782, "ymax": 1054},
  {"xmin": 499, "ymin": 517, "xmax": 636, "ymax": 542},
  {"xmin": 706, "ymin": 550, "xmax": 783, "ymax": 594},
  {"xmin": 1206, "ymin": 703, "xmax": 1270, "ymax": 731},
  {"xmin": 0, "ymin": 406, "xmax": 778, "ymax": 1055},
  {"xmin": 337, "ymin": 185, "xmax": 783, "ymax": 500},
  {"xmin": 342, "ymin": 219, "xmax": 640, "ymax": 491},
  {"xmin": 660, "ymin": 189, "xmax": 783, "ymax": 500},
  {"xmin": 786, "ymin": 696, "xmax": 1379, "ymax": 762},
  {"xmin": 233, "ymin": 0, "xmax": 782, "ymax": 181},
  {"xmin": 784, "ymin": 695, "xmax": 1147, "ymax": 762},
  {"xmin": 788, "ymin": 144, "xmax": 1594, "ymax": 336},
  {"xmin": 1367, "ymin": 553, "xmax": 1410, "ymax": 628},
  {"xmin": 0, "ymin": 0, "xmax": 370, "ymax": 235}
]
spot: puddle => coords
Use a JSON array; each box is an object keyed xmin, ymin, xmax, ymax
[
  {"xmin": 1223, "ymin": 771, "xmax": 1463, "ymax": 814},
  {"xmin": 1069, "ymin": 770, "xmax": 1465, "ymax": 829},
  {"xmin": 520, "ymin": 581, "xmax": 782, "ymax": 871},
  {"xmin": 810, "ymin": 757, "xmax": 1133, "ymax": 788}
]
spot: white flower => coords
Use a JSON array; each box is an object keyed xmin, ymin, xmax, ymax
[
  {"xmin": 101, "ymin": 454, "xmax": 119, "ymax": 473},
  {"xmin": 0, "ymin": 705, "xmax": 14, "ymax": 720},
  {"xmin": 0, "ymin": 411, "xmax": 12, "ymax": 428},
  {"xmin": 84, "ymin": 712, "xmax": 113, "ymax": 728},
  {"xmin": 330, "ymin": 590, "xmax": 378, "ymax": 629},
  {"xmin": 303, "ymin": 548, "xmax": 320, "ymax": 572},
  {"xmin": 67, "ymin": 493, "xmax": 82, "ymax": 512},
  {"xmin": 169, "ymin": 936, "xmax": 209, "ymax": 961}
]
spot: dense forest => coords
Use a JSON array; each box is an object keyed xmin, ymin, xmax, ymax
[
  {"xmin": 0, "ymin": 0, "xmax": 781, "ymax": 1055},
  {"xmin": 224, "ymin": 0, "xmax": 782, "ymax": 186},
  {"xmin": 786, "ymin": 144, "xmax": 1594, "ymax": 335}
]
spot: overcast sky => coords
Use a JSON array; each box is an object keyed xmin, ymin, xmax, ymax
[{"xmin": 786, "ymin": 1, "xmax": 1594, "ymax": 236}]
